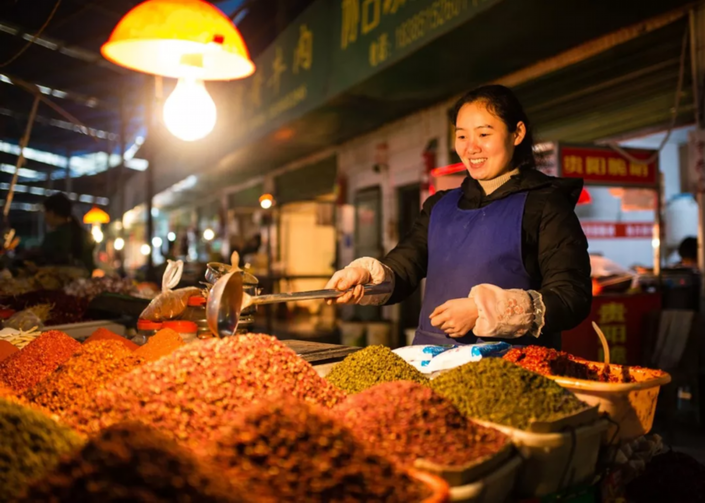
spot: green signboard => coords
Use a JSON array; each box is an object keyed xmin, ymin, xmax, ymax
[{"xmin": 228, "ymin": 0, "xmax": 502, "ymax": 144}]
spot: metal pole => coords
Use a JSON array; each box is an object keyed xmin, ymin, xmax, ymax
[
  {"xmin": 118, "ymin": 80, "xmax": 127, "ymax": 233},
  {"xmin": 65, "ymin": 148, "xmax": 72, "ymax": 195},
  {"xmin": 145, "ymin": 75, "xmax": 155, "ymax": 281},
  {"xmin": 3, "ymin": 94, "xmax": 39, "ymax": 219}
]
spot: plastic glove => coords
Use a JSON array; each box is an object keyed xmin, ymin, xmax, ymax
[
  {"xmin": 325, "ymin": 257, "xmax": 394, "ymax": 305},
  {"xmin": 470, "ymin": 284, "xmax": 543, "ymax": 338},
  {"xmin": 429, "ymin": 298, "xmax": 479, "ymax": 338}
]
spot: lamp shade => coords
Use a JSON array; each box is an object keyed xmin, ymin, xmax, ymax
[
  {"xmin": 83, "ymin": 206, "xmax": 111, "ymax": 225},
  {"xmin": 101, "ymin": 0, "xmax": 255, "ymax": 80}
]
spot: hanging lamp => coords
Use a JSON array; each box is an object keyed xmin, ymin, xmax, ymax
[
  {"xmin": 101, "ymin": 0, "xmax": 255, "ymax": 80},
  {"xmin": 83, "ymin": 206, "xmax": 111, "ymax": 225}
]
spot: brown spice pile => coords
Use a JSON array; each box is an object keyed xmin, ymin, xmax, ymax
[
  {"xmin": 23, "ymin": 340, "xmax": 144, "ymax": 416},
  {"xmin": 21, "ymin": 422, "xmax": 248, "ymax": 503},
  {"xmin": 64, "ymin": 334, "xmax": 346, "ymax": 447},
  {"xmin": 84, "ymin": 327, "xmax": 138, "ymax": 351},
  {"xmin": 134, "ymin": 327, "xmax": 184, "ymax": 362},
  {"xmin": 334, "ymin": 381, "xmax": 508, "ymax": 467},
  {"xmin": 205, "ymin": 395, "xmax": 430, "ymax": 503},
  {"xmin": 0, "ymin": 330, "xmax": 81, "ymax": 393},
  {"xmin": 0, "ymin": 339, "xmax": 18, "ymax": 362}
]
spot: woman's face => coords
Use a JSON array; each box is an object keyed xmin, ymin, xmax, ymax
[{"xmin": 454, "ymin": 101, "xmax": 526, "ymax": 181}]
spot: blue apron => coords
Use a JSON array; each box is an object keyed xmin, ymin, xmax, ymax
[{"xmin": 414, "ymin": 188, "xmax": 533, "ymax": 346}]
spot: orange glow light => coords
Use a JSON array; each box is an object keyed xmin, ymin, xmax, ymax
[
  {"xmin": 101, "ymin": 0, "xmax": 255, "ymax": 80},
  {"xmin": 577, "ymin": 188, "xmax": 592, "ymax": 205},
  {"xmin": 430, "ymin": 163, "xmax": 465, "ymax": 177},
  {"xmin": 83, "ymin": 206, "xmax": 110, "ymax": 225}
]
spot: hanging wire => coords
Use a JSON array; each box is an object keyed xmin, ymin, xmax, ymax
[
  {"xmin": 608, "ymin": 23, "xmax": 690, "ymax": 165},
  {"xmin": 0, "ymin": 0, "xmax": 63, "ymax": 68}
]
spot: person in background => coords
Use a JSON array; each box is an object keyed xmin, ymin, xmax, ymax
[
  {"xmin": 38, "ymin": 193, "xmax": 95, "ymax": 271},
  {"xmin": 678, "ymin": 236, "xmax": 698, "ymax": 268},
  {"xmin": 326, "ymin": 85, "xmax": 592, "ymax": 349}
]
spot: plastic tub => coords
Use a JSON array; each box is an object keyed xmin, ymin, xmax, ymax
[
  {"xmin": 46, "ymin": 320, "xmax": 126, "ymax": 341},
  {"xmin": 473, "ymin": 419, "xmax": 609, "ymax": 498},
  {"xmin": 549, "ymin": 366, "xmax": 671, "ymax": 442},
  {"xmin": 163, "ymin": 320, "xmax": 198, "ymax": 344},
  {"xmin": 449, "ymin": 455, "xmax": 522, "ymax": 503},
  {"xmin": 134, "ymin": 319, "xmax": 163, "ymax": 346}
]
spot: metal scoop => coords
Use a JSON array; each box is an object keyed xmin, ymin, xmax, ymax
[{"xmin": 206, "ymin": 271, "xmax": 392, "ymax": 337}]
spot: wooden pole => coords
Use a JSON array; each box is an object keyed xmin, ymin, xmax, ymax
[{"xmin": 4, "ymin": 94, "xmax": 40, "ymax": 219}]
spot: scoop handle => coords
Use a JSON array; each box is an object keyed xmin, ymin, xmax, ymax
[{"xmin": 248, "ymin": 282, "xmax": 392, "ymax": 306}]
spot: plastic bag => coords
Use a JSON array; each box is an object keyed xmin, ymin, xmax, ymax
[
  {"xmin": 139, "ymin": 260, "xmax": 201, "ymax": 321},
  {"xmin": 3, "ymin": 310, "xmax": 44, "ymax": 331},
  {"xmin": 393, "ymin": 345, "xmax": 453, "ymax": 372},
  {"xmin": 423, "ymin": 342, "xmax": 512, "ymax": 374}
]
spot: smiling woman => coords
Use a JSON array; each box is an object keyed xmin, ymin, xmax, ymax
[{"xmin": 326, "ymin": 85, "xmax": 592, "ymax": 351}]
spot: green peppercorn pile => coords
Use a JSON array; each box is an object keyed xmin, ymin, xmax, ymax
[
  {"xmin": 64, "ymin": 334, "xmax": 346, "ymax": 447},
  {"xmin": 431, "ymin": 358, "xmax": 588, "ymax": 430},
  {"xmin": 21, "ymin": 422, "xmax": 248, "ymax": 503},
  {"xmin": 204, "ymin": 394, "xmax": 430, "ymax": 503},
  {"xmin": 0, "ymin": 398, "xmax": 83, "ymax": 501},
  {"xmin": 334, "ymin": 381, "xmax": 509, "ymax": 467},
  {"xmin": 326, "ymin": 345, "xmax": 429, "ymax": 393}
]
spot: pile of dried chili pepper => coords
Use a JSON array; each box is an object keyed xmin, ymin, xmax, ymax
[
  {"xmin": 334, "ymin": 380, "xmax": 508, "ymax": 467},
  {"xmin": 204, "ymin": 395, "xmax": 431, "ymax": 503},
  {"xmin": 64, "ymin": 334, "xmax": 346, "ymax": 448}
]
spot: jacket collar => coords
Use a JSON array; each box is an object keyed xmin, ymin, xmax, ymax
[{"xmin": 461, "ymin": 168, "xmax": 584, "ymax": 208}]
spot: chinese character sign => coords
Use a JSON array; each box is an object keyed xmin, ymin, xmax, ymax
[
  {"xmin": 581, "ymin": 222, "xmax": 653, "ymax": 239},
  {"xmin": 560, "ymin": 146, "xmax": 657, "ymax": 185}
]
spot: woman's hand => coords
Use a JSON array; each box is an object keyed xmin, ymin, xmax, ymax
[
  {"xmin": 430, "ymin": 298, "xmax": 479, "ymax": 338},
  {"xmin": 325, "ymin": 267, "xmax": 372, "ymax": 304}
]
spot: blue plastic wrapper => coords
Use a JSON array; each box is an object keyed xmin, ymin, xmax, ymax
[{"xmin": 393, "ymin": 342, "xmax": 511, "ymax": 374}]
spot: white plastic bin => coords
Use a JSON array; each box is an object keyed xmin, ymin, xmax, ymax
[
  {"xmin": 450, "ymin": 455, "xmax": 522, "ymax": 503},
  {"xmin": 474, "ymin": 419, "xmax": 609, "ymax": 497}
]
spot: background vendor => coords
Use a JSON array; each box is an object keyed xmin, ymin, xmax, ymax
[{"xmin": 327, "ymin": 85, "xmax": 592, "ymax": 349}]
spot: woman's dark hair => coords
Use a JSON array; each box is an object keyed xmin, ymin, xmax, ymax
[
  {"xmin": 43, "ymin": 193, "xmax": 73, "ymax": 217},
  {"xmin": 451, "ymin": 84, "xmax": 536, "ymax": 170}
]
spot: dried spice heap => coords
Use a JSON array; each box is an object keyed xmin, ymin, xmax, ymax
[
  {"xmin": 326, "ymin": 345, "xmax": 429, "ymax": 394},
  {"xmin": 0, "ymin": 339, "xmax": 18, "ymax": 361},
  {"xmin": 65, "ymin": 334, "xmax": 346, "ymax": 446},
  {"xmin": 431, "ymin": 358, "xmax": 587, "ymax": 430},
  {"xmin": 1, "ymin": 290, "xmax": 90, "ymax": 325},
  {"xmin": 24, "ymin": 340, "xmax": 144, "ymax": 416},
  {"xmin": 206, "ymin": 395, "xmax": 430, "ymax": 503},
  {"xmin": 0, "ymin": 398, "xmax": 83, "ymax": 501},
  {"xmin": 504, "ymin": 346, "xmax": 639, "ymax": 383},
  {"xmin": 334, "ymin": 381, "xmax": 508, "ymax": 467},
  {"xmin": 626, "ymin": 451, "xmax": 705, "ymax": 503},
  {"xmin": 134, "ymin": 327, "xmax": 184, "ymax": 362},
  {"xmin": 22, "ymin": 422, "xmax": 247, "ymax": 503},
  {"xmin": 0, "ymin": 330, "xmax": 81, "ymax": 392},
  {"xmin": 85, "ymin": 328, "xmax": 138, "ymax": 351}
]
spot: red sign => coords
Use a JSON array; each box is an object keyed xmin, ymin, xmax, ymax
[
  {"xmin": 581, "ymin": 222, "xmax": 653, "ymax": 239},
  {"xmin": 560, "ymin": 146, "xmax": 658, "ymax": 185},
  {"xmin": 562, "ymin": 293, "xmax": 661, "ymax": 365}
]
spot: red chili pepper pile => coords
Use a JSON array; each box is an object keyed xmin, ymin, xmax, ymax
[
  {"xmin": 334, "ymin": 381, "xmax": 509, "ymax": 467},
  {"xmin": 64, "ymin": 334, "xmax": 346, "ymax": 448},
  {"xmin": 84, "ymin": 328, "xmax": 138, "ymax": 352},
  {"xmin": 23, "ymin": 340, "xmax": 144, "ymax": 416},
  {"xmin": 0, "ymin": 331, "xmax": 81, "ymax": 393},
  {"xmin": 204, "ymin": 395, "xmax": 430, "ymax": 503},
  {"xmin": 21, "ymin": 422, "xmax": 247, "ymax": 503},
  {"xmin": 0, "ymin": 340, "xmax": 18, "ymax": 362}
]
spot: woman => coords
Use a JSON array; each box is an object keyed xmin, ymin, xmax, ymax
[{"xmin": 327, "ymin": 85, "xmax": 591, "ymax": 349}]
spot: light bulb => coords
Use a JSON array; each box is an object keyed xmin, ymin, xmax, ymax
[
  {"xmin": 114, "ymin": 237, "xmax": 125, "ymax": 251},
  {"xmin": 203, "ymin": 228, "xmax": 215, "ymax": 241},
  {"xmin": 152, "ymin": 236, "xmax": 163, "ymax": 248},
  {"xmin": 167, "ymin": 232, "xmax": 176, "ymax": 242},
  {"xmin": 140, "ymin": 244, "xmax": 151, "ymax": 256},
  {"xmin": 91, "ymin": 225, "xmax": 104, "ymax": 243},
  {"xmin": 163, "ymin": 78, "xmax": 217, "ymax": 141}
]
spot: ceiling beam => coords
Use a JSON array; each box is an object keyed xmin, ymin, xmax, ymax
[
  {"xmin": 0, "ymin": 20, "xmax": 128, "ymax": 74},
  {"xmin": 0, "ymin": 72, "xmax": 117, "ymax": 111},
  {"xmin": 0, "ymin": 106, "xmax": 118, "ymax": 141}
]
